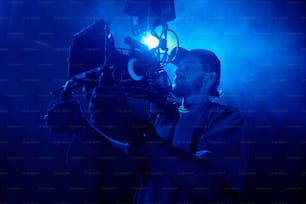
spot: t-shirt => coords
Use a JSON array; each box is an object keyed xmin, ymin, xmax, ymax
[{"xmin": 133, "ymin": 101, "xmax": 247, "ymax": 203}]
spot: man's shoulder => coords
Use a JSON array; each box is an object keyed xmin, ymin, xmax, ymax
[
  {"xmin": 207, "ymin": 102, "xmax": 243, "ymax": 125},
  {"xmin": 209, "ymin": 102, "xmax": 240, "ymax": 114}
]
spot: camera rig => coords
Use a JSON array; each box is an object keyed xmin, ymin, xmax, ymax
[{"xmin": 51, "ymin": 0, "xmax": 180, "ymax": 106}]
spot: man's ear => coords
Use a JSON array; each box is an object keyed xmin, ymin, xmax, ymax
[
  {"xmin": 199, "ymin": 72, "xmax": 216, "ymax": 89},
  {"xmin": 205, "ymin": 72, "xmax": 217, "ymax": 82},
  {"xmin": 199, "ymin": 72, "xmax": 216, "ymax": 84}
]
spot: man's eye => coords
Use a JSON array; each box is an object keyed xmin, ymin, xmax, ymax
[
  {"xmin": 180, "ymin": 64, "xmax": 189, "ymax": 69},
  {"xmin": 184, "ymin": 65, "xmax": 192, "ymax": 72},
  {"xmin": 186, "ymin": 65, "xmax": 192, "ymax": 69}
]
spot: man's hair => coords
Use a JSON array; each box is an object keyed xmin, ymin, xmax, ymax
[{"xmin": 171, "ymin": 47, "xmax": 221, "ymax": 97}]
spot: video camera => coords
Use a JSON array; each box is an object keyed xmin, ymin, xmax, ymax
[{"xmin": 52, "ymin": 0, "xmax": 178, "ymax": 106}]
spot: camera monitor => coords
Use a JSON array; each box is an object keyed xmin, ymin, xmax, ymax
[{"xmin": 68, "ymin": 19, "xmax": 115, "ymax": 77}]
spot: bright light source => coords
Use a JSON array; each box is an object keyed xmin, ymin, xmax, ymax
[{"xmin": 141, "ymin": 33, "xmax": 160, "ymax": 50}]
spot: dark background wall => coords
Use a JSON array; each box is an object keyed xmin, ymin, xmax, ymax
[{"xmin": 1, "ymin": 0, "xmax": 305, "ymax": 203}]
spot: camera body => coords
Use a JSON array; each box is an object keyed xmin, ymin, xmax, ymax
[{"xmin": 65, "ymin": 19, "xmax": 171, "ymax": 106}]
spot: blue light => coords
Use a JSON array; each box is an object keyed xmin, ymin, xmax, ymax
[{"xmin": 141, "ymin": 32, "xmax": 160, "ymax": 50}]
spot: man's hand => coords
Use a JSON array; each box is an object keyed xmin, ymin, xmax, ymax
[{"xmin": 44, "ymin": 100, "xmax": 86, "ymax": 134}]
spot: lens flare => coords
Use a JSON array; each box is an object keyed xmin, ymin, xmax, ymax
[{"xmin": 141, "ymin": 33, "xmax": 160, "ymax": 50}]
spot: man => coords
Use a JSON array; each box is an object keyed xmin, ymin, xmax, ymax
[{"xmin": 45, "ymin": 48, "xmax": 246, "ymax": 203}]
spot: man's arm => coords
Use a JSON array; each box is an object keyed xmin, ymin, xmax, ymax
[
  {"xmin": 136, "ymin": 138, "xmax": 222, "ymax": 203},
  {"xmin": 136, "ymin": 106, "xmax": 244, "ymax": 203},
  {"xmin": 44, "ymin": 100, "xmax": 130, "ymax": 157}
]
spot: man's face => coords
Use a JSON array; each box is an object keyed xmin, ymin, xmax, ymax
[{"xmin": 173, "ymin": 55, "xmax": 207, "ymax": 97}]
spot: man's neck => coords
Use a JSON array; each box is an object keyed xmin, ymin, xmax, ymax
[{"xmin": 184, "ymin": 94, "xmax": 210, "ymax": 107}]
